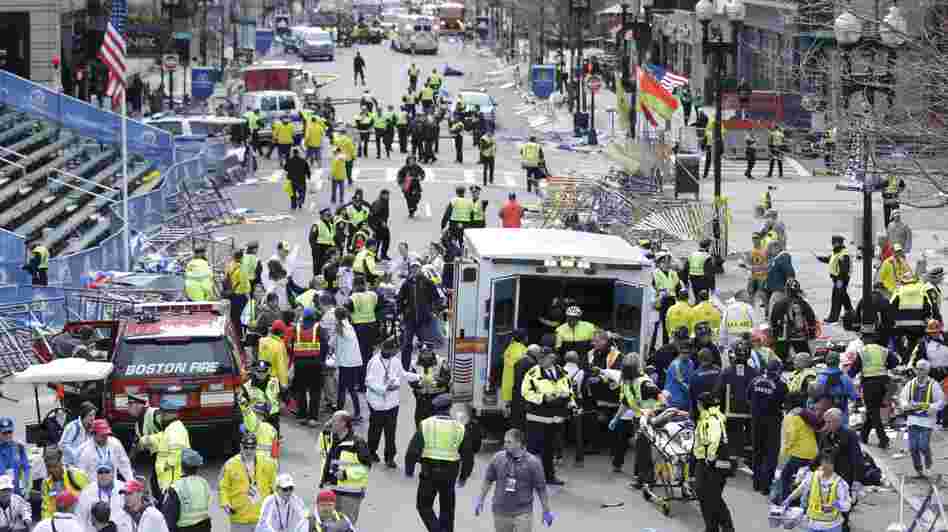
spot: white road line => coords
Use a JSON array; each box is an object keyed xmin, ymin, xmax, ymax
[
  {"xmin": 351, "ymin": 168, "xmax": 361, "ymax": 181},
  {"xmin": 314, "ymin": 169, "xmax": 325, "ymax": 190},
  {"xmin": 503, "ymin": 172, "xmax": 519, "ymax": 188},
  {"xmin": 424, "ymin": 168, "xmax": 437, "ymax": 183},
  {"xmin": 385, "ymin": 168, "xmax": 398, "ymax": 182},
  {"xmin": 463, "ymin": 170, "xmax": 477, "ymax": 184},
  {"xmin": 423, "ymin": 202, "xmax": 432, "ymax": 218}
]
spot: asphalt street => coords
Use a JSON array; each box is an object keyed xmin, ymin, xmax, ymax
[{"xmin": 2, "ymin": 38, "xmax": 912, "ymax": 532}]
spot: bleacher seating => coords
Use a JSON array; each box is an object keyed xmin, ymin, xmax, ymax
[
  {"xmin": 0, "ymin": 122, "xmax": 34, "ymax": 148},
  {"xmin": 0, "ymin": 136, "xmax": 75, "ymax": 202}
]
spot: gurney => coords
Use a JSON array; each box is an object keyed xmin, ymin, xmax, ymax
[{"xmin": 638, "ymin": 408, "xmax": 697, "ymax": 515}]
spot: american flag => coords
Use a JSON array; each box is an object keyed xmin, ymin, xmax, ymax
[
  {"xmin": 646, "ymin": 64, "xmax": 689, "ymax": 93},
  {"xmin": 98, "ymin": 0, "xmax": 128, "ymax": 110}
]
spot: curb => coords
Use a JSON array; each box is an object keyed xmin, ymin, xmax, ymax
[{"xmin": 862, "ymin": 441, "xmax": 947, "ymax": 530}]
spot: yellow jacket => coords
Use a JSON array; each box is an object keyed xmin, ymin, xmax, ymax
[
  {"xmin": 258, "ymin": 336, "xmax": 289, "ymax": 388},
  {"xmin": 240, "ymin": 408, "xmax": 280, "ymax": 459},
  {"xmin": 665, "ymin": 301, "xmax": 694, "ymax": 336},
  {"xmin": 273, "ymin": 122, "xmax": 295, "ymax": 145},
  {"xmin": 501, "ymin": 341, "xmax": 527, "ymax": 402},
  {"xmin": 691, "ymin": 301, "xmax": 722, "ymax": 339},
  {"xmin": 879, "ymin": 256, "xmax": 913, "ymax": 294},
  {"xmin": 142, "ymin": 419, "xmax": 190, "ymax": 491},
  {"xmin": 41, "ymin": 467, "xmax": 88, "ymax": 519},
  {"xmin": 330, "ymin": 155, "xmax": 348, "ymax": 181},
  {"xmin": 779, "ymin": 410, "xmax": 818, "ymax": 462},
  {"xmin": 218, "ymin": 454, "xmax": 278, "ymax": 524},
  {"xmin": 305, "ymin": 119, "xmax": 326, "ymax": 148},
  {"xmin": 333, "ymin": 134, "xmax": 356, "ymax": 161},
  {"xmin": 694, "ymin": 405, "xmax": 727, "ymax": 460}
]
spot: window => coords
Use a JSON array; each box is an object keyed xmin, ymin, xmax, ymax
[
  {"xmin": 260, "ymin": 97, "xmax": 278, "ymax": 112},
  {"xmin": 192, "ymin": 121, "xmax": 233, "ymax": 137},
  {"xmin": 112, "ymin": 337, "xmax": 235, "ymax": 377},
  {"xmin": 188, "ymin": 122, "xmax": 211, "ymax": 136},
  {"xmin": 151, "ymin": 121, "xmax": 183, "ymax": 135},
  {"xmin": 279, "ymin": 96, "xmax": 297, "ymax": 111}
]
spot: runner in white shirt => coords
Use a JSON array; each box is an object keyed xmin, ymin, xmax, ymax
[
  {"xmin": 255, "ymin": 474, "xmax": 307, "ymax": 532},
  {"xmin": 34, "ymin": 493, "xmax": 84, "ymax": 532},
  {"xmin": 76, "ymin": 421, "xmax": 133, "ymax": 483}
]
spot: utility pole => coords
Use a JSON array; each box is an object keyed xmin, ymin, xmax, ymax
[
  {"xmin": 539, "ymin": 2, "xmax": 545, "ymax": 63},
  {"xmin": 201, "ymin": 0, "xmax": 209, "ymax": 65}
]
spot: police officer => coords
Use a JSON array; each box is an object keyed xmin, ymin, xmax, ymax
[
  {"xmin": 689, "ymin": 239, "xmax": 715, "ymax": 299},
  {"xmin": 519, "ymin": 136, "xmax": 543, "ymax": 193},
  {"xmin": 469, "ymin": 186, "xmax": 486, "ymax": 229},
  {"xmin": 450, "ymin": 119, "xmax": 464, "ymax": 164},
  {"xmin": 318, "ymin": 411, "xmax": 372, "ymax": 523},
  {"xmin": 748, "ymin": 358, "xmax": 786, "ymax": 496},
  {"xmin": 140, "ymin": 397, "xmax": 191, "ymax": 495},
  {"xmin": 693, "ymin": 391, "xmax": 735, "ymax": 532},
  {"xmin": 239, "ymin": 359, "xmax": 282, "ymax": 432},
  {"xmin": 766, "ymin": 124, "xmax": 784, "ymax": 178},
  {"xmin": 817, "ymin": 235, "xmax": 853, "ymax": 323},
  {"xmin": 891, "ymin": 273, "xmax": 937, "ymax": 359},
  {"xmin": 420, "ymin": 83, "xmax": 435, "ymax": 114},
  {"xmin": 405, "ymin": 395, "xmax": 475, "ymax": 532},
  {"xmin": 555, "ymin": 306, "xmax": 596, "ymax": 359},
  {"xmin": 161, "ymin": 449, "xmax": 212, "ymax": 532},
  {"xmin": 23, "ymin": 240, "xmax": 50, "ymax": 286},
  {"xmin": 787, "ymin": 352, "xmax": 818, "ymax": 396},
  {"xmin": 882, "ymin": 173, "xmax": 906, "ymax": 227},
  {"xmin": 720, "ymin": 339, "xmax": 759, "ymax": 466},
  {"xmin": 441, "ymin": 186, "xmax": 473, "ymax": 246},
  {"xmin": 521, "ymin": 349, "xmax": 575, "ymax": 485},
  {"xmin": 184, "ymin": 247, "xmax": 214, "ymax": 301},
  {"xmin": 244, "ymin": 108, "xmax": 262, "ymax": 154},
  {"xmin": 609, "ymin": 354, "xmax": 646, "ymax": 474},
  {"xmin": 396, "ymin": 106, "xmax": 410, "ymax": 153},
  {"xmin": 411, "ymin": 346, "xmax": 451, "ymax": 427},
  {"xmin": 849, "ymin": 332, "xmax": 899, "ymax": 448},
  {"xmin": 355, "ymin": 106, "xmax": 373, "ymax": 158},
  {"xmin": 408, "ymin": 63, "xmax": 420, "ymax": 92},
  {"xmin": 127, "ymin": 394, "xmax": 160, "ymax": 461},
  {"xmin": 373, "ymin": 106, "xmax": 389, "ymax": 159},
  {"xmin": 347, "ymin": 277, "xmax": 379, "ymax": 384},
  {"xmin": 652, "ymin": 252, "xmax": 682, "ymax": 343},
  {"xmin": 479, "ymin": 132, "xmax": 496, "ymax": 186},
  {"xmin": 824, "ymin": 125, "xmax": 836, "ymax": 165},
  {"xmin": 689, "ymin": 347, "xmax": 723, "ymax": 418},
  {"xmin": 744, "ymin": 132, "xmax": 757, "ymax": 179},
  {"xmin": 309, "ymin": 208, "xmax": 336, "ymax": 277}
]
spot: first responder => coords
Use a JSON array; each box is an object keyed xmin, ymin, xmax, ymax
[
  {"xmin": 127, "ymin": 393, "xmax": 160, "ymax": 454},
  {"xmin": 257, "ymin": 322, "xmax": 290, "ymax": 393},
  {"xmin": 219, "ymin": 433, "xmax": 278, "ymax": 532},
  {"xmin": 440, "ymin": 186, "xmax": 473, "ymax": 246},
  {"xmin": 882, "ymin": 173, "xmax": 906, "ymax": 227},
  {"xmin": 38, "ymin": 446, "xmax": 88, "ymax": 519},
  {"xmin": 244, "ymin": 108, "xmax": 262, "ymax": 154},
  {"xmin": 24, "ymin": 240, "xmax": 50, "ymax": 285},
  {"xmin": 612, "ymin": 357, "xmax": 661, "ymax": 488},
  {"xmin": 450, "ymin": 119, "xmax": 464, "ymax": 164},
  {"xmin": 396, "ymin": 106, "xmax": 410, "ymax": 153},
  {"xmin": 310, "ymin": 207, "xmax": 336, "ymax": 277},
  {"xmin": 879, "ymin": 243, "xmax": 914, "ymax": 297},
  {"xmin": 519, "ymin": 136, "xmax": 543, "ymax": 193},
  {"xmin": 184, "ymin": 247, "xmax": 214, "ymax": 301},
  {"xmin": 521, "ymin": 348, "xmax": 575, "ymax": 485},
  {"xmin": 719, "ymin": 339, "xmax": 759, "ymax": 466},
  {"xmin": 226, "ymin": 249, "xmax": 252, "ymax": 339},
  {"xmin": 410, "ymin": 345, "xmax": 451, "ymax": 427},
  {"xmin": 353, "ymin": 240, "xmax": 381, "ymax": 285},
  {"xmin": 408, "ymin": 64, "xmax": 420, "ymax": 91},
  {"xmin": 373, "ymin": 106, "xmax": 392, "ymax": 159},
  {"xmin": 743, "ymin": 232, "xmax": 769, "ymax": 310},
  {"xmin": 348, "ymin": 276, "xmax": 379, "ymax": 385},
  {"xmin": 161, "ymin": 449, "xmax": 212, "ymax": 532},
  {"xmin": 141, "ymin": 397, "xmax": 191, "ymax": 494},
  {"xmin": 693, "ymin": 392, "xmax": 735, "ymax": 532},
  {"xmin": 318, "ymin": 411, "xmax": 372, "ymax": 523},
  {"xmin": 766, "ymin": 123, "xmax": 785, "ymax": 178},
  {"xmin": 240, "ymin": 359, "xmax": 282, "ymax": 433},
  {"xmin": 242, "ymin": 402, "xmax": 280, "ymax": 459},
  {"xmin": 665, "ymin": 289, "xmax": 694, "ymax": 337},
  {"xmin": 355, "ymin": 106, "xmax": 374, "ymax": 158},
  {"xmin": 304, "ymin": 112, "xmax": 326, "ymax": 167},
  {"xmin": 849, "ymin": 332, "xmax": 899, "ymax": 449},
  {"xmin": 691, "ymin": 290, "xmax": 722, "ymax": 341},
  {"xmin": 269, "ymin": 116, "xmax": 296, "ymax": 167},
  {"xmin": 748, "ymin": 358, "xmax": 786, "ymax": 496},
  {"xmin": 816, "ymin": 235, "xmax": 854, "ymax": 323},
  {"xmin": 787, "ymin": 352, "xmax": 818, "ymax": 395},
  {"xmin": 405, "ymin": 394, "xmax": 475, "ymax": 532},
  {"xmin": 499, "ymin": 329, "xmax": 528, "ymax": 406},
  {"xmin": 294, "ymin": 309, "xmax": 327, "ymax": 426},
  {"xmin": 469, "ymin": 186, "xmax": 486, "ymax": 229},
  {"xmin": 609, "ymin": 355, "xmax": 647, "ymax": 474},
  {"xmin": 554, "ymin": 306, "xmax": 596, "ymax": 359},
  {"xmin": 332, "ymin": 130, "xmax": 357, "ymax": 186},
  {"xmin": 891, "ymin": 272, "xmax": 936, "ymax": 358},
  {"xmin": 653, "ymin": 252, "xmax": 682, "ymax": 343},
  {"xmin": 479, "ymin": 132, "xmax": 496, "ymax": 186},
  {"xmin": 420, "ymin": 84, "xmax": 435, "ymax": 113},
  {"xmin": 720, "ymin": 290, "xmax": 756, "ymax": 349},
  {"xmin": 428, "ymin": 68, "xmax": 442, "ymax": 92},
  {"xmin": 243, "ymin": 241, "xmax": 262, "ymax": 296},
  {"xmin": 689, "ymin": 239, "xmax": 715, "ymax": 299}
]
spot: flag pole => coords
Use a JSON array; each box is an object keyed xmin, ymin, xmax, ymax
[{"xmin": 120, "ymin": 92, "xmax": 130, "ymax": 272}]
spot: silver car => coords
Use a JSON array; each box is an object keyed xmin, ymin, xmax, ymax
[{"xmin": 300, "ymin": 30, "xmax": 335, "ymax": 61}]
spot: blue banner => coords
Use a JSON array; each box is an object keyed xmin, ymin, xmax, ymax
[
  {"xmin": 0, "ymin": 229, "xmax": 28, "ymax": 287},
  {"xmin": 191, "ymin": 67, "xmax": 216, "ymax": 100},
  {"xmin": 0, "ymin": 70, "xmax": 174, "ymax": 169}
]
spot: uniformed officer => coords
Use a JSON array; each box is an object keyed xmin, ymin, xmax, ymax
[
  {"xmin": 849, "ymin": 332, "xmax": 899, "ymax": 448},
  {"xmin": 127, "ymin": 393, "xmax": 160, "ymax": 468},
  {"xmin": 891, "ymin": 272, "xmax": 937, "ymax": 359},
  {"xmin": 744, "ymin": 132, "xmax": 757, "ymax": 179},
  {"xmin": 689, "ymin": 239, "xmax": 715, "ymax": 299},
  {"xmin": 244, "ymin": 108, "xmax": 262, "ymax": 154},
  {"xmin": 184, "ymin": 247, "xmax": 214, "ymax": 301},
  {"xmin": 555, "ymin": 306, "xmax": 597, "ymax": 359},
  {"xmin": 420, "ymin": 83, "xmax": 435, "ymax": 114},
  {"xmin": 691, "ymin": 291, "xmax": 722, "ymax": 342},
  {"xmin": 239, "ymin": 360, "xmax": 282, "ymax": 433},
  {"xmin": 689, "ymin": 347, "xmax": 723, "ymax": 419},
  {"xmin": 882, "ymin": 173, "xmax": 906, "ymax": 227},
  {"xmin": 161, "ymin": 449, "xmax": 212, "ymax": 532},
  {"xmin": 693, "ymin": 392, "xmax": 735, "ymax": 532},
  {"xmin": 355, "ymin": 106, "xmax": 373, "ymax": 158},
  {"xmin": 396, "ymin": 106, "xmax": 410, "ymax": 153},
  {"xmin": 309, "ymin": 208, "xmax": 336, "ymax": 276},
  {"xmin": 817, "ymin": 235, "xmax": 853, "ymax": 323},
  {"xmin": 665, "ymin": 289, "xmax": 695, "ymax": 338},
  {"xmin": 441, "ymin": 186, "xmax": 473, "ymax": 246},
  {"xmin": 652, "ymin": 252, "xmax": 682, "ymax": 343},
  {"xmin": 748, "ymin": 358, "xmax": 786, "ymax": 496},
  {"xmin": 478, "ymin": 132, "xmax": 496, "ymax": 186},
  {"xmin": 450, "ymin": 119, "xmax": 464, "ymax": 164},
  {"xmin": 609, "ymin": 354, "xmax": 648, "ymax": 475},
  {"xmin": 469, "ymin": 186, "xmax": 486, "ymax": 229},
  {"xmin": 352, "ymin": 241, "xmax": 381, "ymax": 285},
  {"xmin": 317, "ymin": 411, "xmax": 372, "ymax": 524},
  {"xmin": 373, "ymin": 106, "xmax": 390, "ymax": 159},
  {"xmin": 720, "ymin": 290, "xmax": 756, "ymax": 350},
  {"xmin": 408, "ymin": 64, "xmax": 420, "ymax": 92},
  {"xmin": 23, "ymin": 240, "xmax": 50, "ymax": 286},
  {"xmin": 521, "ymin": 349, "xmax": 575, "ymax": 485},
  {"xmin": 405, "ymin": 395, "xmax": 475, "ymax": 532},
  {"xmin": 765, "ymin": 124, "xmax": 784, "ymax": 178},
  {"xmin": 519, "ymin": 136, "xmax": 543, "ymax": 193},
  {"xmin": 347, "ymin": 277, "xmax": 380, "ymax": 384},
  {"xmin": 140, "ymin": 396, "xmax": 191, "ymax": 495},
  {"xmin": 720, "ymin": 339, "xmax": 759, "ymax": 466},
  {"xmin": 410, "ymin": 345, "xmax": 451, "ymax": 427},
  {"xmin": 243, "ymin": 241, "xmax": 262, "ymax": 296},
  {"xmin": 823, "ymin": 125, "xmax": 836, "ymax": 165},
  {"xmin": 786, "ymin": 352, "xmax": 818, "ymax": 396}
]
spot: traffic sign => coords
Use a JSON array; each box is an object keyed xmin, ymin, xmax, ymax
[
  {"xmin": 586, "ymin": 75, "xmax": 603, "ymax": 93},
  {"xmin": 162, "ymin": 54, "xmax": 179, "ymax": 72}
]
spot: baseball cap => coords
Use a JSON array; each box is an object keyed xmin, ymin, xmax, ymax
[
  {"xmin": 276, "ymin": 473, "xmax": 295, "ymax": 489},
  {"xmin": 317, "ymin": 490, "xmax": 336, "ymax": 503},
  {"xmin": 120, "ymin": 480, "xmax": 146, "ymax": 494},
  {"xmin": 92, "ymin": 419, "xmax": 112, "ymax": 435},
  {"xmin": 0, "ymin": 416, "xmax": 13, "ymax": 433},
  {"xmin": 0, "ymin": 474, "xmax": 13, "ymax": 490}
]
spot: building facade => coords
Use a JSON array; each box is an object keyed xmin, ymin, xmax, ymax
[{"xmin": 0, "ymin": 0, "xmax": 60, "ymax": 85}]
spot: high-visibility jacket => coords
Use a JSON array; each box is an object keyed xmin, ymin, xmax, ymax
[
  {"xmin": 330, "ymin": 155, "xmax": 348, "ymax": 181},
  {"xmin": 554, "ymin": 321, "xmax": 596, "ymax": 350},
  {"xmin": 880, "ymin": 256, "xmax": 913, "ymax": 294},
  {"xmin": 294, "ymin": 323, "xmax": 321, "ymax": 359},
  {"xmin": 333, "ymin": 134, "xmax": 356, "ymax": 160},
  {"xmin": 397, "ymin": 111, "xmax": 409, "ymax": 125},
  {"xmin": 134, "ymin": 406, "xmax": 161, "ymax": 443},
  {"xmin": 350, "ymin": 291, "xmax": 378, "ymax": 324},
  {"xmin": 693, "ymin": 405, "xmax": 727, "ymax": 460},
  {"xmin": 521, "ymin": 365, "xmax": 574, "ymax": 423},
  {"xmin": 353, "ymin": 248, "xmax": 378, "ymax": 276},
  {"xmin": 347, "ymin": 204, "xmax": 369, "ymax": 225},
  {"xmin": 768, "ymin": 129, "xmax": 785, "ymax": 148},
  {"xmin": 665, "ymin": 301, "xmax": 694, "ymax": 336},
  {"xmin": 861, "ymin": 343, "xmax": 887, "ymax": 378},
  {"xmin": 722, "ymin": 301, "xmax": 754, "ymax": 339},
  {"xmin": 471, "ymin": 200, "xmax": 484, "ymax": 222},
  {"xmin": 520, "ymin": 142, "xmax": 540, "ymax": 166},
  {"xmin": 429, "ymin": 73, "xmax": 442, "ymax": 87},
  {"xmin": 450, "ymin": 197, "xmax": 473, "ymax": 222},
  {"xmin": 240, "ymin": 409, "xmax": 279, "ymax": 458},
  {"xmin": 317, "ymin": 434, "xmax": 369, "ymax": 495},
  {"xmin": 759, "ymin": 191, "xmax": 772, "ymax": 211},
  {"xmin": 227, "ymin": 260, "xmax": 251, "ymax": 296},
  {"xmin": 241, "ymin": 253, "xmax": 259, "ymax": 287},
  {"xmin": 244, "ymin": 111, "xmax": 260, "ymax": 131},
  {"xmin": 184, "ymin": 258, "xmax": 215, "ymax": 301},
  {"xmin": 311, "ymin": 511, "xmax": 352, "ymax": 532},
  {"xmin": 241, "ymin": 378, "xmax": 281, "ymax": 416},
  {"xmin": 218, "ymin": 454, "xmax": 278, "ymax": 524},
  {"xmin": 415, "ymin": 364, "xmax": 449, "ymax": 396},
  {"xmin": 355, "ymin": 113, "xmax": 373, "ymax": 131},
  {"xmin": 171, "ymin": 475, "xmax": 211, "ymax": 527},
  {"xmin": 480, "ymin": 137, "xmax": 496, "ymax": 158},
  {"xmin": 829, "ymin": 248, "xmax": 849, "ymax": 277},
  {"xmin": 274, "ymin": 122, "xmax": 295, "ymax": 145},
  {"xmin": 40, "ymin": 467, "xmax": 88, "ymax": 519},
  {"xmin": 909, "ymin": 378, "xmax": 935, "ymax": 412},
  {"xmin": 893, "ymin": 282, "xmax": 928, "ymax": 327},
  {"xmin": 691, "ymin": 301, "xmax": 722, "ymax": 338},
  {"xmin": 653, "ymin": 269, "xmax": 680, "ymax": 301},
  {"xmin": 618, "ymin": 375, "xmax": 658, "ymax": 419},
  {"xmin": 788, "ymin": 368, "xmax": 818, "ymax": 394},
  {"xmin": 806, "ymin": 472, "xmax": 842, "ymax": 524},
  {"xmin": 689, "ymin": 251, "xmax": 710, "ymax": 277},
  {"xmin": 374, "ymin": 112, "xmax": 391, "ymax": 129},
  {"xmin": 501, "ymin": 341, "xmax": 527, "ymax": 402},
  {"xmin": 420, "ymin": 416, "xmax": 465, "ymax": 462},
  {"xmin": 312, "ymin": 220, "xmax": 335, "ymax": 247},
  {"xmin": 142, "ymin": 419, "xmax": 190, "ymax": 491},
  {"xmin": 420, "ymin": 86, "xmax": 434, "ymax": 101},
  {"xmin": 258, "ymin": 336, "xmax": 289, "ymax": 387},
  {"xmin": 304, "ymin": 119, "xmax": 326, "ymax": 148},
  {"xmin": 749, "ymin": 247, "xmax": 768, "ymax": 281},
  {"xmin": 32, "ymin": 245, "xmax": 50, "ymax": 269},
  {"xmin": 408, "ymin": 66, "xmax": 419, "ymax": 79}
]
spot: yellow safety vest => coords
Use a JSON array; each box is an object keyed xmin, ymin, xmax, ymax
[
  {"xmin": 689, "ymin": 251, "xmax": 710, "ymax": 276},
  {"xmin": 41, "ymin": 467, "xmax": 88, "ymax": 519},
  {"xmin": 897, "ymin": 283, "xmax": 926, "ymax": 310},
  {"xmin": 555, "ymin": 321, "xmax": 596, "ymax": 346},
  {"xmin": 665, "ymin": 302, "xmax": 694, "ymax": 336},
  {"xmin": 330, "ymin": 156, "xmax": 347, "ymax": 181},
  {"xmin": 397, "ymin": 111, "xmax": 409, "ymax": 125},
  {"xmin": 350, "ymin": 291, "xmax": 378, "ymax": 324},
  {"xmin": 297, "ymin": 289, "xmax": 318, "ymax": 310},
  {"xmin": 184, "ymin": 258, "xmax": 214, "ymax": 301},
  {"xmin": 806, "ymin": 473, "xmax": 841, "ymax": 523},
  {"xmin": 318, "ymin": 436, "xmax": 369, "ymax": 494},
  {"xmin": 421, "ymin": 86, "xmax": 434, "ymax": 101},
  {"xmin": 694, "ymin": 406, "xmax": 727, "ymax": 460},
  {"xmin": 409, "ymin": 66, "xmax": 419, "ymax": 78},
  {"xmin": 244, "ymin": 111, "xmax": 260, "ymax": 131},
  {"xmin": 520, "ymin": 143, "xmax": 540, "ymax": 166},
  {"xmin": 910, "ymin": 379, "xmax": 935, "ymax": 411},
  {"xmin": 788, "ymin": 368, "xmax": 818, "ymax": 394},
  {"xmin": 885, "ymin": 175, "xmax": 900, "ymax": 195},
  {"xmin": 450, "ymin": 197, "xmax": 473, "ymax": 222},
  {"xmin": 314, "ymin": 220, "xmax": 335, "ymax": 246},
  {"xmin": 33, "ymin": 245, "xmax": 50, "ymax": 269},
  {"xmin": 725, "ymin": 303, "xmax": 753, "ymax": 336},
  {"xmin": 471, "ymin": 200, "xmax": 484, "ymax": 222},
  {"xmin": 653, "ymin": 269, "xmax": 679, "ymax": 293},
  {"xmin": 769, "ymin": 129, "xmax": 785, "ymax": 147},
  {"xmin": 142, "ymin": 419, "xmax": 190, "ymax": 491},
  {"xmin": 228, "ymin": 260, "xmax": 251, "ymax": 295},
  {"xmin": 353, "ymin": 248, "xmax": 376, "ymax": 275},
  {"xmin": 420, "ymin": 416, "xmax": 465, "ymax": 462},
  {"xmin": 172, "ymin": 476, "xmax": 211, "ymax": 527},
  {"xmin": 373, "ymin": 112, "xmax": 388, "ymax": 129},
  {"xmin": 692, "ymin": 301, "xmax": 722, "ymax": 336},
  {"xmin": 274, "ymin": 122, "xmax": 295, "ymax": 145},
  {"xmin": 305, "ymin": 119, "xmax": 326, "ymax": 148},
  {"xmin": 347, "ymin": 205, "xmax": 369, "ymax": 225},
  {"xmin": 750, "ymin": 247, "xmax": 768, "ymax": 281},
  {"xmin": 241, "ymin": 254, "xmax": 259, "ymax": 286},
  {"xmin": 480, "ymin": 137, "xmax": 496, "ymax": 157},
  {"xmin": 829, "ymin": 248, "xmax": 849, "ymax": 277},
  {"xmin": 861, "ymin": 343, "xmax": 887, "ymax": 378}
]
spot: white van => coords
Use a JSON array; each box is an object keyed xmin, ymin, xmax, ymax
[
  {"xmin": 448, "ymin": 228, "xmax": 657, "ymax": 419},
  {"xmin": 238, "ymin": 90, "xmax": 304, "ymax": 140}
]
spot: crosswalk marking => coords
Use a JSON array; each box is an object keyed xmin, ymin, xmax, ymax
[
  {"xmin": 385, "ymin": 167, "xmax": 397, "ymax": 182},
  {"xmin": 504, "ymin": 172, "xmax": 519, "ymax": 188},
  {"xmin": 463, "ymin": 170, "xmax": 477, "ymax": 184}
]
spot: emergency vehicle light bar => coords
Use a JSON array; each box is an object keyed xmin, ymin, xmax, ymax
[{"xmin": 132, "ymin": 301, "xmax": 225, "ymax": 314}]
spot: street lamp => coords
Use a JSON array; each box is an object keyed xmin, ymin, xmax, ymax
[
  {"xmin": 834, "ymin": 2, "xmax": 906, "ymax": 333},
  {"xmin": 697, "ymin": 0, "xmax": 744, "ymax": 271},
  {"xmin": 162, "ymin": 0, "xmax": 181, "ymax": 111}
]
